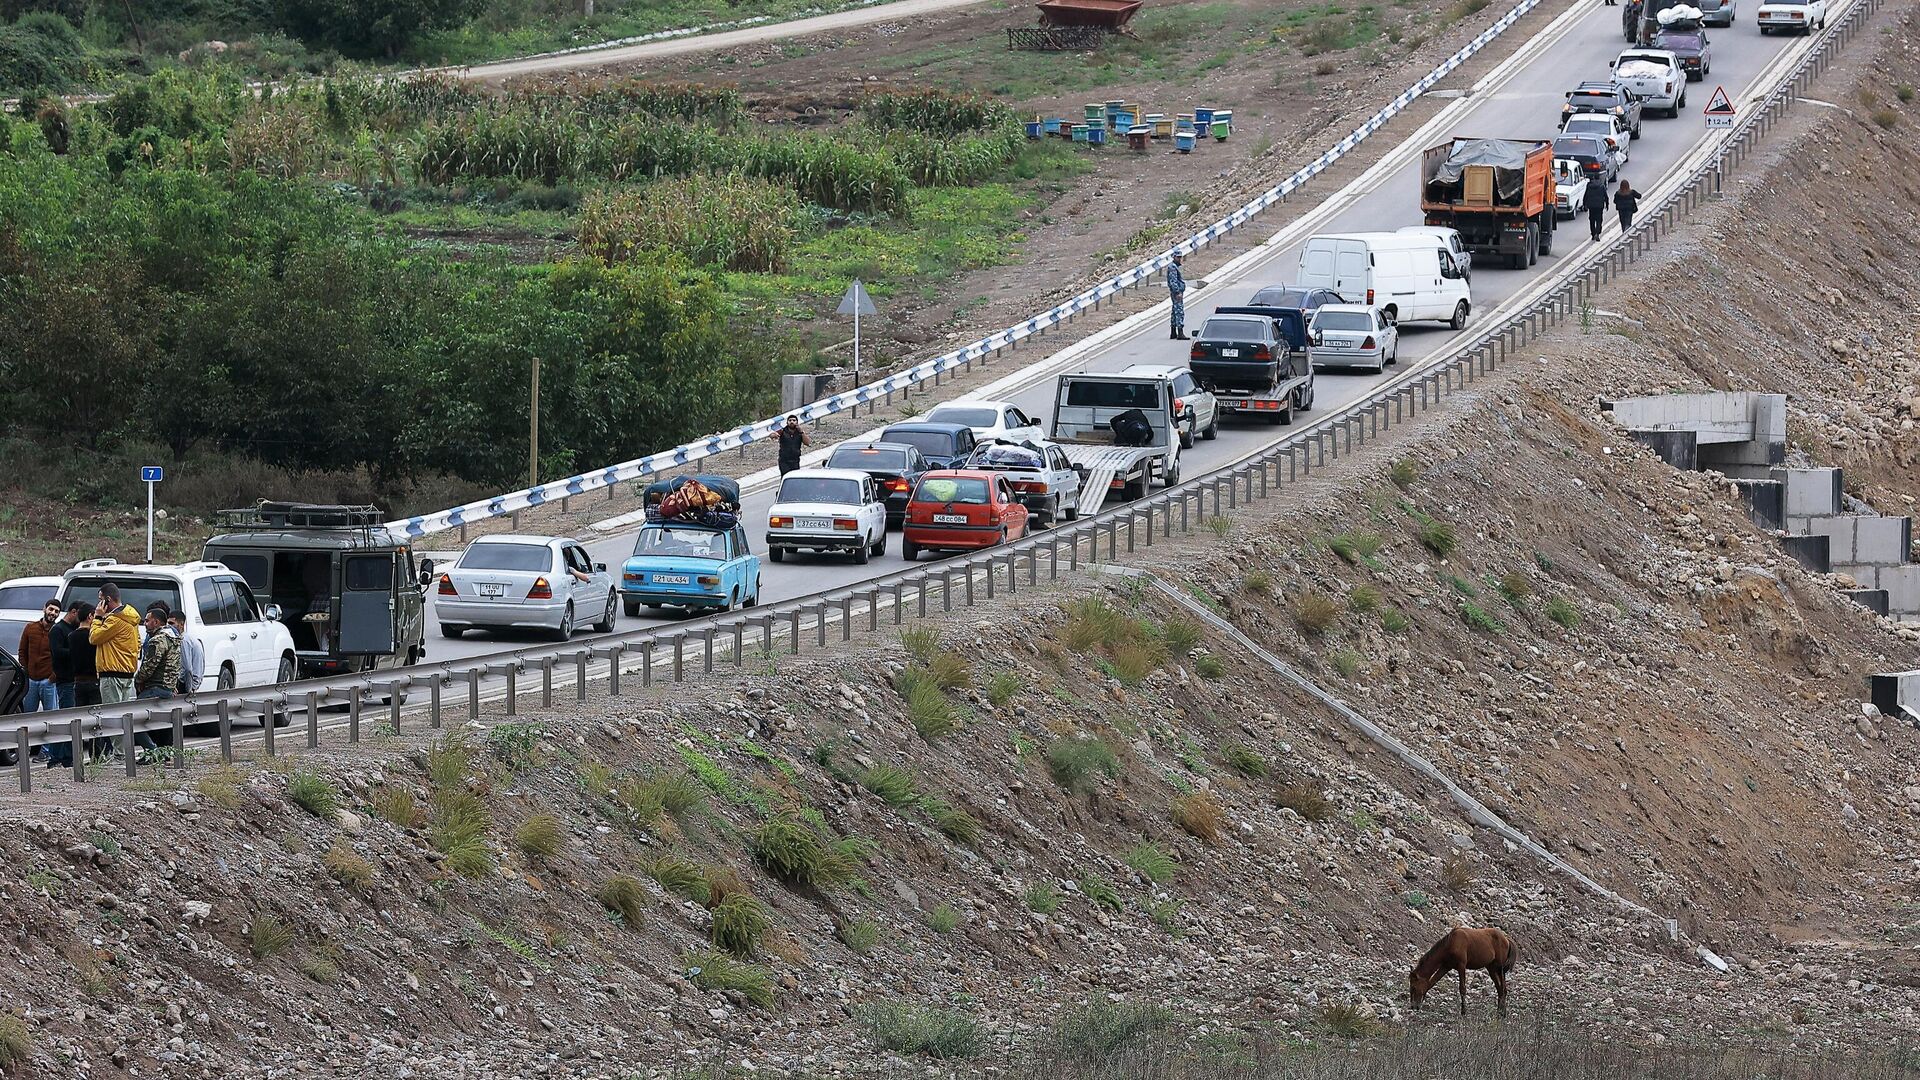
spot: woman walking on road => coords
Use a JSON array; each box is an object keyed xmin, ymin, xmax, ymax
[{"xmin": 1614, "ymin": 179, "xmax": 1641, "ymax": 233}]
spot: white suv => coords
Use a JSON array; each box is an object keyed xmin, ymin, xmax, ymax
[
  {"xmin": 61, "ymin": 560, "xmax": 298, "ymax": 691},
  {"xmin": 1122, "ymin": 364, "xmax": 1219, "ymax": 449}
]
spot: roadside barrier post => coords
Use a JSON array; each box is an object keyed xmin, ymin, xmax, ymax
[
  {"xmin": 69, "ymin": 719, "xmax": 84, "ymax": 782},
  {"xmin": 121, "ymin": 713, "xmax": 136, "ymax": 777},
  {"xmin": 350, "ymin": 687, "xmax": 364, "ymax": 739},
  {"xmin": 262, "ymin": 700, "xmax": 277, "ymax": 757},
  {"xmin": 576, "ymin": 651, "xmax": 591, "ymax": 701},
  {"xmin": 672, "ymin": 637, "xmax": 685, "ymax": 683},
  {"xmin": 171, "ymin": 710, "xmax": 186, "ymax": 771},
  {"xmin": 788, "ymin": 611, "xmax": 802, "ymax": 653},
  {"xmin": 217, "ymin": 700, "xmax": 233, "ymax": 763},
  {"xmin": 15, "ymin": 727, "xmax": 29, "ymax": 793},
  {"xmin": 643, "ymin": 640, "xmax": 657, "ymax": 686},
  {"xmin": 427, "ymin": 682, "xmax": 441, "ymax": 731}
]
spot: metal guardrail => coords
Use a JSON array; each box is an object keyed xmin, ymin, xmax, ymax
[
  {"xmin": 0, "ymin": 0, "xmax": 1879, "ymax": 796},
  {"xmin": 384, "ymin": 0, "xmax": 1555, "ymax": 541}
]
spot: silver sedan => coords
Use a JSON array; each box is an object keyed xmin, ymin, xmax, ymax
[
  {"xmin": 1308, "ymin": 304, "xmax": 1400, "ymax": 374},
  {"xmin": 434, "ymin": 534, "xmax": 618, "ymax": 641}
]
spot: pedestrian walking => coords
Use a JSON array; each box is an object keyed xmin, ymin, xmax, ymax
[
  {"xmin": 1582, "ymin": 179, "xmax": 1609, "ymax": 242},
  {"xmin": 18, "ymin": 598, "xmax": 59, "ymax": 713},
  {"xmin": 776, "ymin": 415, "xmax": 811, "ymax": 476},
  {"xmin": 167, "ymin": 610, "xmax": 203, "ymax": 695},
  {"xmin": 1166, "ymin": 252, "xmax": 1189, "ymax": 339},
  {"xmin": 89, "ymin": 582, "xmax": 141, "ymax": 705},
  {"xmin": 49, "ymin": 602, "xmax": 85, "ymax": 710},
  {"xmin": 1614, "ymin": 179, "xmax": 1641, "ymax": 232}
]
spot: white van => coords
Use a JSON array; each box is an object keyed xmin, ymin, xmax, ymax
[{"xmin": 1295, "ymin": 232, "xmax": 1472, "ymax": 329}]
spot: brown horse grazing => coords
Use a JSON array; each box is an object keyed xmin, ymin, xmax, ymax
[{"xmin": 1409, "ymin": 926, "xmax": 1515, "ymax": 1016}]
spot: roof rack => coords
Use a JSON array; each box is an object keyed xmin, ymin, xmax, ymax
[{"xmin": 215, "ymin": 501, "xmax": 385, "ymax": 530}]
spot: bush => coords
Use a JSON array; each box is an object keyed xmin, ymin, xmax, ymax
[
  {"xmin": 860, "ymin": 765, "xmax": 919, "ymax": 808},
  {"xmin": 1461, "ymin": 601, "xmax": 1505, "ymax": 634},
  {"xmin": 710, "ymin": 893, "xmax": 772, "ymax": 958},
  {"xmin": 859, "ymin": 1002, "xmax": 986, "ymax": 1059},
  {"xmin": 985, "ymin": 671, "xmax": 1022, "ymax": 707},
  {"xmin": 1415, "ymin": 514, "xmax": 1458, "ymax": 557},
  {"xmin": 1158, "ymin": 618, "xmax": 1202, "ymax": 654},
  {"xmin": 1105, "ymin": 641, "xmax": 1163, "ymax": 685},
  {"xmin": 322, "ymin": 841, "xmax": 374, "ymax": 892},
  {"xmin": 248, "ymin": 916, "xmax": 293, "ymax": 959},
  {"xmin": 1063, "ymin": 597, "xmax": 1132, "ymax": 651},
  {"xmin": 1389, "ymin": 459, "xmax": 1420, "ymax": 490},
  {"xmin": 597, "ymin": 875, "xmax": 647, "ymax": 928},
  {"xmin": 1024, "ymin": 881, "xmax": 1062, "ymax": 914},
  {"xmin": 1223, "ymin": 744, "xmax": 1269, "ymax": 779},
  {"xmin": 1170, "ymin": 792, "xmax": 1225, "ymax": 843},
  {"xmin": 429, "ymin": 789, "xmax": 492, "ymax": 878},
  {"xmin": 1498, "ymin": 571, "xmax": 1533, "ymax": 606},
  {"xmin": 648, "ymin": 855, "xmax": 712, "ymax": 905},
  {"xmin": 0, "ymin": 14, "xmax": 84, "ymax": 93},
  {"xmin": 838, "ymin": 917, "xmax": 880, "ymax": 954},
  {"xmin": 685, "ymin": 949, "xmax": 775, "ymax": 1008},
  {"xmin": 1441, "ymin": 854, "xmax": 1475, "ymax": 892},
  {"xmin": 424, "ymin": 737, "xmax": 473, "ymax": 789},
  {"xmin": 751, "ymin": 816, "xmax": 845, "ymax": 886},
  {"xmin": 1546, "ymin": 597, "xmax": 1581, "ymax": 628},
  {"xmin": 1046, "ymin": 736, "xmax": 1120, "ymax": 794},
  {"xmin": 1125, "ymin": 841, "xmax": 1177, "ymax": 884},
  {"xmin": 899, "ymin": 626, "xmax": 942, "ymax": 664},
  {"xmin": 1328, "ymin": 530, "xmax": 1383, "ymax": 565},
  {"xmin": 923, "ymin": 798, "xmax": 983, "ymax": 847},
  {"xmin": 1323, "ymin": 1002, "xmax": 1386, "ymax": 1038},
  {"xmin": 1204, "ymin": 515, "xmax": 1234, "ymax": 538},
  {"xmin": 896, "ymin": 668, "xmax": 959, "ymax": 740},
  {"xmin": 928, "ymin": 652, "xmax": 972, "ymax": 691},
  {"xmin": 1079, "ymin": 875, "xmax": 1122, "ymax": 912},
  {"xmin": 928, "ymin": 903, "xmax": 961, "ymax": 934},
  {"xmin": 1348, "ymin": 584, "xmax": 1381, "ymax": 614},
  {"xmin": 1292, "ymin": 593, "xmax": 1339, "ymax": 636},
  {"xmin": 1330, "ymin": 647, "xmax": 1362, "ymax": 679},
  {"xmin": 370, "ymin": 786, "xmax": 422, "ymax": 829},
  {"xmin": 1278, "ymin": 783, "xmax": 1334, "ymax": 822},
  {"xmin": 1195, "ymin": 654, "xmax": 1226, "ymax": 679},
  {"xmin": 286, "ymin": 770, "xmax": 337, "ymax": 818},
  {"xmin": 1241, "ymin": 569, "xmax": 1274, "ymax": 594},
  {"xmin": 1380, "ymin": 608, "xmax": 1412, "ymax": 634},
  {"xmin": 513, "ymin": 813, "xmax": 564, "ymax": 860}
]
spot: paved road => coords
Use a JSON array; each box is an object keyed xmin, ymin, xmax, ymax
[
  {"xmin": 424, "ymin": 4, "xmax": 1815, "ymax": 664},
  {"xmin": 456, "ymin": 0, "xmax": 993, "ymax": 81}
]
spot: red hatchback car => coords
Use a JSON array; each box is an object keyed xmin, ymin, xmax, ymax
[{"xmin": 901, "ymin": 470, "xmax": 1030, "ymax": 561}]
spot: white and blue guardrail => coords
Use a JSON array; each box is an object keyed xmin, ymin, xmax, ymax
[{"xmin": 387, "ymin": 0, "xmax": 1548, "ymax": 541}]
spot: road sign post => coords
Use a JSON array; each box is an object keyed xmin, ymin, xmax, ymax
[
  {"xmin": 837, "ymin": 279, "xmax": 879, "ymax": 415},
  {"xmin": 1702, "ymin": 84, "xmax": 1735, "ymax": 129},
  {"xmin": 140, "ymin": 466, "xmax": 164, "ymax": 561}
]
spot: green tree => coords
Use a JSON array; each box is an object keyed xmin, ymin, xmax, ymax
[{"xmin": 274, "ymin": 0, "xmax": 484, "ymax": 58}]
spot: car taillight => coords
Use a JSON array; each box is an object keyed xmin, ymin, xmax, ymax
[
  {"xmin": 528, "ymin": 577, "xmax": 552, "ymax": 600},
  {"xmin": 1253, "ymin": 345, "xmax": 1272, "ymax": 361},
  {"xmin": 832, "ymin": 518, "xmax": 858, "ymax": 531},
  {"xmin": 437, "ymin": 574, "xmax": 456, "ymax": 596},
  {"xmin": 1013, "ymin": 481, "xmax": 1049, "ymax": 494},
  {"xmin": 623, "ymin": 572, "xmax": 642, "ymax": 582},
  {"xmin": 769, "ymin": 515, "xmax": 792, "ymax": 528},
  {"xmin": 885, "ymin": 478, "xmax": 910, "ymax": 492},
  {"xmin": 696, "ymin": 575, "xmax": 720, "ymax": 586},
  {"xmin": 1366, "ymin": 288, "xmax": 1375, "ymax": 304},
  {"xmin": 1189, "ymin": 344, "xmax": 1203, "ymax": 361},
  {"xmin": 1585, "ymin": 162, "xmax": 1601, "ymax": 172},
  {"xmin": 1362, "ymin": 336, "xmax": 1376, "ymax": 350}
]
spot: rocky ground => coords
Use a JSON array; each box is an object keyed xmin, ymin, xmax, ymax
[{"xmin": 4, "ymin": 3, "xmax": 1920, "ymax": 1078}]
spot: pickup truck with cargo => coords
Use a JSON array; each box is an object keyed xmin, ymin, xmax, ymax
[
  {"xmin": 1049, "ymin": 371, "xmax": 1183, "ymax": 514},
  {"xmin": 1610, "ymin": 50, "xmax": 1686, "ymax": 116},
  {"xmin": 1187, "ymin": 306, "xmax": 1316, "ymax": 426},
  {"xmin": 1420, "ymin": 137, "xmax": 1558, "ymax": 270}
]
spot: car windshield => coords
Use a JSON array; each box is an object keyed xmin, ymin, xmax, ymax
[
  {"xmin": 1200, "ymin": 318, "xmax": 1270, "ymax": 341},
  {"xmin": 1553, "ymin": 137, "xmax": 1603, "ymax": 157},
  {"xmin": 880, "ymin": 429, "xmax": 958, "ymax": 457},
  {"xmin": 778, "ymin": 477, "xmax": 863, "ymax": 504},
  {"xmin": 1563, "ymin": 118, "xmax": 1612, "ymax": 135},
  {"xmin": 1063, "ymin": 380, "xmax": 1163, "ymax": 410},
  {"xmin": 1654, "ymin": 31, "xmax": 1702, "ymax": 47},
  {"xmin": 458, "ymin": 543, "xmax": 552, "ymax": 572},
  {"xmin": 828, "ymin": 446, "xmax": 909, "ymax": 472},
  {"xmin": 1567, "ymin": 93, "xmax": 1618, "ymax": 109},
  {"xmin": 62, "ymin": 575, "xmax": 183, "ymax": 619},
  {"xmin": 0, "ymin": 584, "xmax": 58, "ymax": 610},
  {"xmin": 914, "ymin": 477, "xmax": 990, "ymax": 505},
  {"xmin": 1249, "ymin": 287, "xmax": 1310, "ymax": 307},
  {"xmin": 926, "ymin": 406, "xmax": 1001, "ymax": 429},
  {"xmin": 1315, "ymin": 311, "xmax": 1374, "ymax": 331},
  {"xmin": 632, "ymin": 528, "xmax": 726, "ymax": 560}
]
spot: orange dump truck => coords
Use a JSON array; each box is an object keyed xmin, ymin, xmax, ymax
[{"xmin": 1420, "ymin": 137, "xmax": 1558, "ymax": 270}]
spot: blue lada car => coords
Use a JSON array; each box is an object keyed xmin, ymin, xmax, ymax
[{"xmin": 620, "ymin": 521, "xmax": 761, "ymax": 616}]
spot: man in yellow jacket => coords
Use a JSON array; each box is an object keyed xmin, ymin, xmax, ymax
[{"xmin": 89, "ymin": 582, "xmax": 142, "ymax": 705}]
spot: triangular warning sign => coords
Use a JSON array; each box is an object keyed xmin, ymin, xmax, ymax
[{"xmin": 1702, "ymin": 85, "xmax": 1735, "ymax": 115}]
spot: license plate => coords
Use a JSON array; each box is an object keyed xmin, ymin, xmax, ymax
[
  {"xmin": 477, "ymin": 583, "xmax": 506, "ymax": 597},
  {"xmin": 797, "ymin": 517, "xmax": 830, "ymax": 530},
  {"xmin": 933, "ymin": 514, "xmax": 969, "ymax": 524},
  {"xmin": 1220, "ymin": 348, "xmax": 1240, "ymax": 357},
  {"xmin": 654, "ymin": 574, "xmax": 690, "ymax": 584}
]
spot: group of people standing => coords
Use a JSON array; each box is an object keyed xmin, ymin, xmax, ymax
[{"xmin": 14, "ymin": 582, "xmax": 205, "ymax": 764}]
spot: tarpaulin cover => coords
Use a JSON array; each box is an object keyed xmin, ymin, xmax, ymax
[{"xmin": 1426, "ymin": 139, "xmax": 1533, "ymax": 204}]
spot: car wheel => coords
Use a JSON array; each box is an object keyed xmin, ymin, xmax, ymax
[
  {"xmin": 746, "ymin": 578, "xmax": 761, "ymax": 607},
  {"xmin": 727, "ymin": 589, "xmax": 739, "ymax": 612},
  {"xmin": 1201, "ymin": 411, "xmax": 1219, "ymax": 440},
  {"xmin": 440, "ymin": 623, "xmax": 466, "ymax": 639},
  {"xmin": 902, "ymin": 540, "xmax": 920, "ymax": 561},
  {"xmin": 217, "ymin": 665, "xmax": 236, "ymax": 691},
  {"xmin": 276, "ymin": 655, "xmax": 295, "ymax": 685},
  {"xmin": 854, "ymin": 538, "xmax": 870, "ymax": 565},
  {"xmin": 1526, "ymin": 223, "xmax": 1539, "ymax": 267},
  {"xmin": 594, "ymin": 592, "xmax": 617, "ymax": 633},
  {"xmin": 1162, "ymin": 455, "xmax": 1181, "ymax": 487},
  {"xmin": 873, "ymin": 531, "xmax": 887, "ymax": 556},
  {"xmin": 550, "ymin": 603, "xmax": 575, "ymax": 641},
  {"xmin": 769, "ymin": 546, "xmax": 785, "ymax": 564},
  {"xmin": 623, "ymin": 599, "xmax": 641, "ymax": 617},
  {"xmin": 1450, "ymin": 301, "xmax": 1470, "ymax": 331},
  {"xmin": 1064, "ymin": 495, "xmax": 1080, "ymax": 521}
]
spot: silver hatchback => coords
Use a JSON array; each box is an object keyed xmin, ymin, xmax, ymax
[
  {"xmin": 435, "ymin": 535, "xmax": 618, "ymax": 641},
  {"xmin": 1308, "ymin": 304, "xmax": 1400, "ymax": 374}
]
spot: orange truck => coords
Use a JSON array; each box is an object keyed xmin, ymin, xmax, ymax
[{"xmin": 1420, "ymin": 138, "xmax": 1558, "ymax": 270}]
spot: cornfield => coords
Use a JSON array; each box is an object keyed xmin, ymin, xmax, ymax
[
  {"xmin": 577, "ymin": 175, "xmax": 803, "ymax": 273},
  {"xmin": 511, "ymin": 78, "xmax": 745, "ymax": 127},
  {"xmin": 875, "ymin": 128, "xmax": 1023, "ymax": 187},
  {"xmin": 861, "ymin": 86, "xmax": 1015, "ymax": 135}
]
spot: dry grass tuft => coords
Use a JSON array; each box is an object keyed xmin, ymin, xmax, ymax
[{"xmin": 1170, "ymin": 792, "xmax": 1225, "ymax": 842}]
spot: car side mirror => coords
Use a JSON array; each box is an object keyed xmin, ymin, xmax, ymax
[
  {"xmin": 593, "ymin": 562, "xmax": 607, "ymax": 573},
  {"xmin": 263, "ymin": 604, "xmax": 284, "ymax": 622}
]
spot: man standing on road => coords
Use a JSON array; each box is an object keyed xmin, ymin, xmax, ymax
[
  {"xmin": 777, "ymin": 415, "xmax": 811, "ymax": 476},
  {"xmin": 167, "ymin": 609, "xmax": 203, "ymax": 695},
  {"xmin": 90, "ymin": 583, "xmax": 142, "ymax": 705},
  {"xmin": 1614, "ymin": 179, "xmax": 1641, "ymax": 233},
  {"xmin": 1166, "ymin": 252, "xmax": 1189, "ymax": 340},
  {"xmin": 69, "ymin": 603, "xmax": 99, "ymax": 709},
  {"xmin": 18, "ymin": 599, "xmax": 59, "ymax": 712},
  {"xmin": 1582, "ymin": 179, "xmax": 1609, "ymax": 242},
  {"xmin": 49, "ymin": 602, "xmax": 85, "ymax": 710}
]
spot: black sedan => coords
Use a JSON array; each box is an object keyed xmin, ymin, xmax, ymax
[
  {"xmin": 1552, "ymin": 134, "xmax": 1617, "ymax": 186},
  {"xmin": 825, "ymin": 441, "xmax": 930, "ymax": 527},
  {"xmin": 875, "ymin": 421, "xmax": 978, "ymax": 471},
  {"xmin": 1247, "ymin": 285, "xmax": 1347, "ymax": 317}
]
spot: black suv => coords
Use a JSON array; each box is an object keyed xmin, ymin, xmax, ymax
[{"xmin": 1561, "ymin": 81, "xmax": 1643, "ymax": 140}]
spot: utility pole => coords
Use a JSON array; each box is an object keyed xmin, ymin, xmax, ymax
[{"xmin": 529, "ymin": 357, "xmax": 541, "ymax": 489}]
